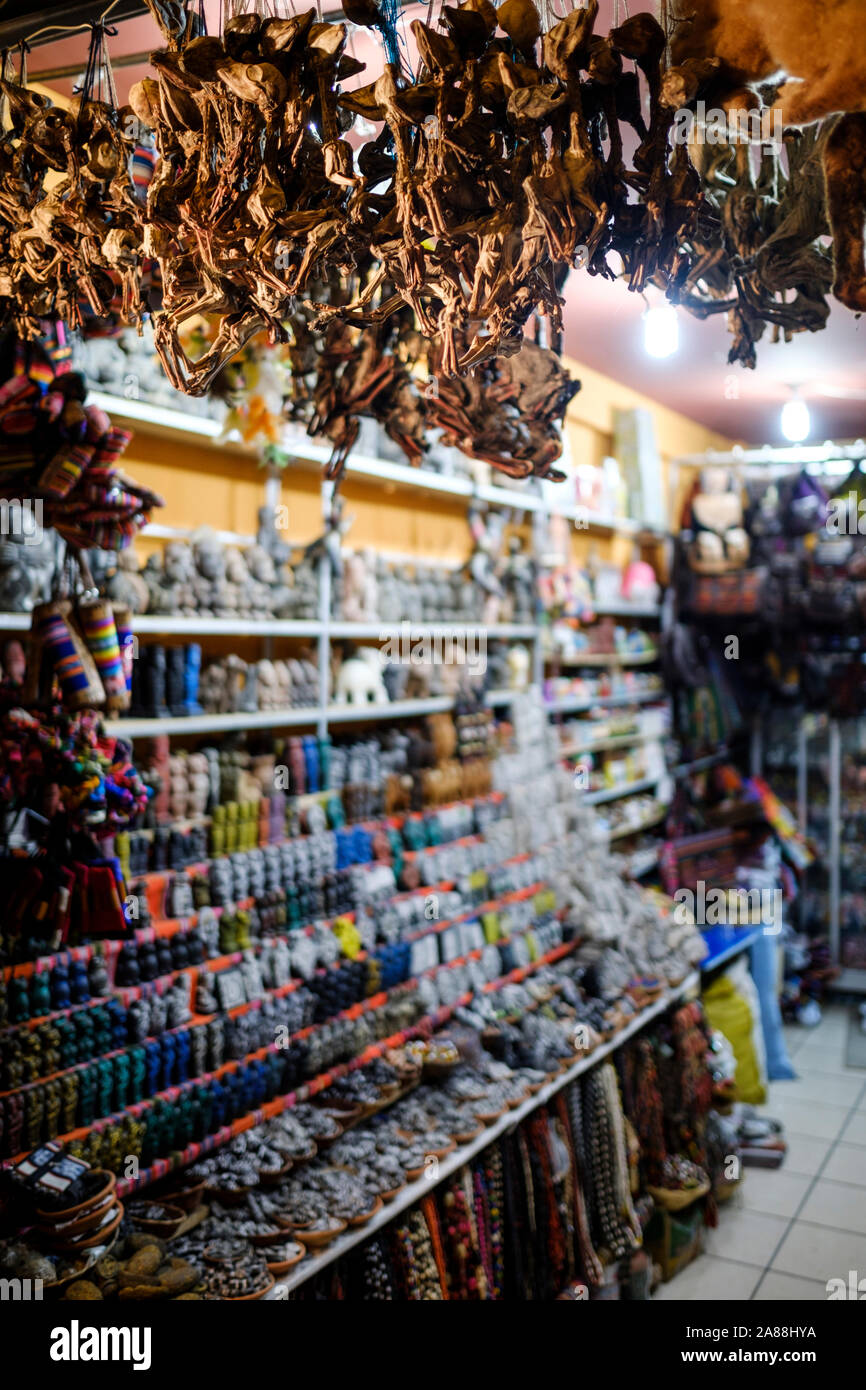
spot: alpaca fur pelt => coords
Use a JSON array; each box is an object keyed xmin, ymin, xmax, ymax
[
  {"xmin": 671, "ymin": 0, "xmax": 866, "ymax": 311},
  {"xmin": 670, "ymin": 0, "xmax": 865, "ymax": 124}
]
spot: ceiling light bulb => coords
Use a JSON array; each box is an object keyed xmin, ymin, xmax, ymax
[
  {"xmin": 781, "ymin": 397, "xmax": 810, "ymax": 443},
  {"xmin": 643, "ymin": 304, "xmax": 679, "ymax": 358}
]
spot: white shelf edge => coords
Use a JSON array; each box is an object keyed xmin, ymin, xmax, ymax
[
  {"xmin": 88, "ymin": 390, "xmax": 225, "ymax": 439},
  {"xmin": 581, "ymin": 775, "xmax": 660, "ymax": 806},
  {"xmin": 329, "ymin": 622, "xmax": 538, "ymax": 641},
  {"xmin": 105, "ymin": 708, "xmax": 321, "ymax": 737},
  {"xmin": 105, "ymin": 697, "xmax": 463, "ymax": 737},
  {"xmin": 126, "ymin": 618, "xmax": 537, "ymax": 640},
  {"xmin": 132, "ymin": 616, "xmax": 322, "ymax": 637},
  {"xmin": 560, "ymin": 731, "xmax": 657, "ymax": 757},
  {"xmin": 0, "ymin": 613, "xmax": 537, "ymax": 642},
  {"xmin": 547, "ymin": 688, "xmax": 667, "ymax": 714},
  {"xmin": 270, "ymin": 970, "xmax": 700, "ymax": 1296},
  {"xmin": 326, "ymin": 697, "xmax": 454, "ymax": 723}
]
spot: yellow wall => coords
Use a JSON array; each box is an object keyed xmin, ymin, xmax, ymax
[
  {"xmin": 122, "ymin": 355, "xmax": 732, "ymax": 571},
  {"xmin": 561, "ymin": 356, "xmax": 733, "ymax": 573}
]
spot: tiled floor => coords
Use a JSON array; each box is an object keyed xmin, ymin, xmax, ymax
[{"xmin": 654, "ymin": 1004, "xmax": 866, "ymax": 1301}]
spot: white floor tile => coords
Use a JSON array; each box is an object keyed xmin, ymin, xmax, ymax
[
  {"xmin": 841, "ymin": 1112, "xmax": 866, "ymax": 1146},
  {"xmin": 778, "ymin": 1134, "xmax": 832, "ymax": 1178},
  {"xmin": 735, "ymin": 1168, "xmax": 811, "ymax": 1220},
  {"xmin": 797, "ymin": 1179, "xmax": 866, "ymax": 1236},
  {"xmin": 703, "ymin": 1208, "xmax": 789, "ymax": 1267},
  {"xmin": 795, "ymin": 1042, "xmax": 848, "ymax": 1068},
  {"xmin": 797, "ymin": 1055, "xmax": 866, "ymax": 1079},
  {"xmin": 771, "ymin": 1219, "xmax": 866, "ymax": 1286},
  {"xmin": 653, "ymin": 1254, "xmax": 760, "ymax": 1301},
  {"xmin": 769, "ymin": 1073, "xmax": 865, "ymax": 1107},
  {"xmin": 764, "ymin": 1098, "xmax": 850, "ymax": 1141},
  {"xmin": 752, "ymin": 1271, "xmax": 830, "ymax": 1301},
  {"xmin": 820, "ymin": 1143, "xmax": 866, "ymax": 1188}
]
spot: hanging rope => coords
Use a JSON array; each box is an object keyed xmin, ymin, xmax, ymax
[
  {"xmin": 185, "ymin": 0, "xmax": 208, "ymax": 40},
  {"xmin": 75, "ymin": 21, "xmax": 120, "ymax": 127}
]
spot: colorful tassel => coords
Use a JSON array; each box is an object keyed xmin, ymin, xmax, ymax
[
  {"xmin": 27, "ymin": 601, "xmax": 105, "ymax": 710},
  {"xmin": 76, "ymin": 599, "xmax": 127, "ymax": 707},
  {"xmin": 112, "ymin": 606, "xmax": 135, "ymax": 696},
  {"xmin": 38, "ymin": 441, "xmax": 94, "ymax": 498}
]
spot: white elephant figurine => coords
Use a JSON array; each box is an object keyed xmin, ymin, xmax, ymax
[{"xmin": 335, "ymin": 648, "xmax": 389, "ymax": 705}]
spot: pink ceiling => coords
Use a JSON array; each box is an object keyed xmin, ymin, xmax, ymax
[{"xmin": 24, "ymin": 0, "xmax": 866, "ymax": 448}]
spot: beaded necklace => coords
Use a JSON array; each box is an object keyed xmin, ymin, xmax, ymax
[
  {"xmin": 601, "ymin": 1061, "xmax": 642, "ymax": 1251},
  {"xmin": 484, "ymin": 1147, "xmax": 505, "ymax": 1299},
  {"xmin": 563, "ymin": 1081, "xmax": 604, "ymax": 1288},
  {"xmin": 629, "ymin": 1037, "xmax": 667, "ymax": 1186},
  {"xmin": 393, "ymin": 1221, "xmax": 421, "ymax": 1299},
  {"xmin": 584, "ymin": 1066, "xmax": 630, "ymax": 1259},
  {"xmin": 406, "ymin": 1210, "xmax": 444, "ymax": 1300},
  {"xmin": 473, "ymin": 1167, "xmax": 495, "ymax": 1299}
]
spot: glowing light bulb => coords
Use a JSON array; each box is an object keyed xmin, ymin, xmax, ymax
[
  {"xmin": 643, "ymin": 304, "xmax": 679, "ymax": 359},
  {"xmin": 781, "ymin": 397, "xmax": 810, "ymax": 443}
]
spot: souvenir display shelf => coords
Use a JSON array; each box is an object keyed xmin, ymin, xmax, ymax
[{"xmin": 268, "ymin": 968, "xmax": 701, "ymax": 1297}]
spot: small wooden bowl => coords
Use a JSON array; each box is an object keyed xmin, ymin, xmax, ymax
[
  {"xmin": 266, "ymin": 1242, "xmax": 306, "ymax": 1276},
  {"xmin": 474, "ymin": 1107, "xmax": 505, "ymax": 1126},
  {"xmin": 157, "ymin": 1180, "xmax": 205, "ymax": 1213},
  {"xmin": 51, "ymin": 1204, "xmax": 124, "ymax": 1252},
  {"xmin": 310, "ymin": 1122, "xmax": 344, "ymax": 1150},
  {"xmin": 225, "ymin": 1273, "xmax": 275, "ymax": 1302},
  {"xmin": 297, "ymin": 1218, "xmax": 346, "ymax": 1248},
  {"xmin": 287, "ymin": 1141, "xmax": 318, "ymax": 1165},
  {"xmin": 38, "ymin": 1190, "xmax": 116, "ymax": 1239},
  {"xmin": 128, "ymin": 1202, "xmax": 186, "ymax": 1238},
  {"xmin": 453, "ymin": 1125, "xmax": 482, "ymax": 1144},
  {"xmin": 35, "ymin": 1171, "xmax": 116, "ymax": 1225},
  {"xmin": 249, "ymin": 1227, "xmax": 291, "ymax": 1248},
  {"xmin": 431, "ymin": 1138, "xmax": 456, "ymax": 1159},
  {"xmin": 259, "ymin": 1158, "xmax": 293, "ymax": 1188},
  {"xmin": 204, "ymin": 1184, "xmax": 254, "ymax": 1208},
  {"xmin": 314, "ymin": 1096, "xmax": 363, "ymax": 1120},
  {"xmin": 346, "ymin": 1196, "xmax": 382, "ymax": 1229},
  {"xmin": 275, "ymin": 1213, "xmax": 315, "ymax": 1232},
  {"xmin": 422, "ymin": 1058, "xmax": 460, "ymax": 1081},
  {"xmin": 378, "ymin": 1182, "xmax": 405, "ymax": 1203}
]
